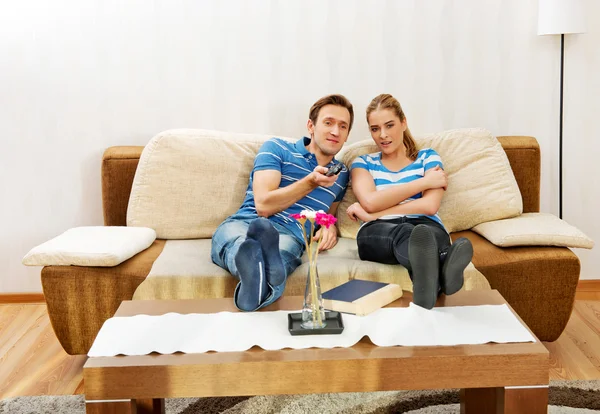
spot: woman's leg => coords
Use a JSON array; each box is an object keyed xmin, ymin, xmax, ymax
[
  {"xmin": 356, "ymin": 219, "xmax": 415, "ymax": 268},
  {"xmin": 357, "ymin": 218, "xmax": 472, "ymax": 309},
  {"xmin": 358, "ymin": 218, "xmax": 444, "ymax": 309},
  {"xmin": 408, "ymin": 224, "xmax": 441, "ymax": 309},
  {"xmin": 407, "ymin": 218, "xmax": 473, "ymax": 296}
]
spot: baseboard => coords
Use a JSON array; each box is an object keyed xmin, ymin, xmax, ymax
[
  {"xmin": 0, "ymin": 293, "xmax": 45, "ymax": 304},
  {"xmin": 577, "ymin": 280, "xmax": 600, "ymax": 292}
]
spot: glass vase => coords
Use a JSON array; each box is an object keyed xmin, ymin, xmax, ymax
[{"xmin": 301, "ymin": 257, "xmax": 327, "ymax": 329}]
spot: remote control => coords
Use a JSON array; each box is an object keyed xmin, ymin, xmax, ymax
[{"xmin": 325, "ymin": 163, "xmax": 343, "ymax": 177}]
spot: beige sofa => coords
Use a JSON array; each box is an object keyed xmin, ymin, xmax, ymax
[{"xmin": 40, "ymin": 130, "xmax": 581, "ymax": 355}]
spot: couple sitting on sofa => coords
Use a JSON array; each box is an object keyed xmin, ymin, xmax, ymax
[{"xmin": 210, "ymin": 93, "xmax": 474, "ymax": 312}]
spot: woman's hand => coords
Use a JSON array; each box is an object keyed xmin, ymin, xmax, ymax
[
  {"xmin": 423, "ymin": 166, "xmax": 448, "ymax": 191},
  {"xmin": 313, "ymin": 225, "xmax": 338, "ymax": 252},
  {"xmin": 346, "ymin": 202, "xmax": 375, "ymax": 222}
]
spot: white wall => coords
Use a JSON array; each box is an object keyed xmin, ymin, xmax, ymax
[
  {"xmin": 563, "ymin": 0, "xmax": 600, "ymax": 285},
  {"xmin": 0, "ymin": 0, "xmax": 596, "ymax": 293}
]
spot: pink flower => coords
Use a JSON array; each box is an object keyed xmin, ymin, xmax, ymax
[
  {"xmin": 290, "ymin": 213, "xmax": 306, "ymax": 220},
  {"xmin": 315, "ymin": 212, "xmax": 337, "ymax": 229}
]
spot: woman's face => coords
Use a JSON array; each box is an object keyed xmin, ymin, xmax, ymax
[{"xmin": 367, "ymin": 109, "xmax": 407, "ymax": 156}]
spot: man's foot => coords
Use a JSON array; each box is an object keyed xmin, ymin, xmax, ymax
[
  {"xmin": 247, "ymin": 218, "xmax": 286, "ymax": 286},
  {"xmin": 408, "ymin": 225, "xmax": 440, "ymax": 310},
  {"xmin": 234, "ymin": 239, "xmax": 268, "ymax": 311},
  {"xmin": 440, "ymin": 238, "xmax": 473, "ymax": 296}
]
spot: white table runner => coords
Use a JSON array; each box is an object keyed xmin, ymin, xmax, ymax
[{"xmin": 87, "ymin": 303, "xmax": 536, "ymax": 357}]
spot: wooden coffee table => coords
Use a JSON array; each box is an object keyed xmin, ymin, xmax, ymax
[{"xmin": 83, "ymin": 290, "xmax": 549, "ymax": 414}]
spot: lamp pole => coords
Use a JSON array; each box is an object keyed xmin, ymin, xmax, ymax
[
  {"xmin": 538, "ymin": 0, "xmax": 585, "ymax": 219},
  {"xmin": 559, "ymin": 33, "xmax": 564, "ymax": 219}
]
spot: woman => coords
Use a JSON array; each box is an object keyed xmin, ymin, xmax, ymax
[{"xmin": 346, "ymin": 94, "xmax": 473, "ymax": 310}]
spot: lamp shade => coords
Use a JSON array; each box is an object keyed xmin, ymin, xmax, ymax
[{"xmin": 538, "ymin": 0, "xmax": 587, "ymax": 35}]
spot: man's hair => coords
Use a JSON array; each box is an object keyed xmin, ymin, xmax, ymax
[{"xmin": 308, "ymin": 94, "xmax": 354, "ymax": 131}]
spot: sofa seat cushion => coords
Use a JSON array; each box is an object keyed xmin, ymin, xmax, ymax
[{"xmin": 132, "ymin": 237, "xmax": 490, "ymax": 300}]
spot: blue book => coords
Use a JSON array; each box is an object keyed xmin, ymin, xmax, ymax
[{"xmin": 322, "ymin": 279, "xmax": 403, "ymax": 316}]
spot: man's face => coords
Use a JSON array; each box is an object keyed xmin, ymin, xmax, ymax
[{"xmin": 307, "ymin": 104, "xmax": 351, "ymax": 157}]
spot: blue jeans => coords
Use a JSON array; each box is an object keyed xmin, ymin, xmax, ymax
[{"xmin": 211, "ymin": 217, "xmax": 304, "ymax": 310}]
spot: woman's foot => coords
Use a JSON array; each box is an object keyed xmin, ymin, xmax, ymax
[
  {"xmin": 408, "ymin": 225, "xmax": 440, "ymax": 310},
  {"xmin": 440, "ymin": 238, "xmax": 473, "ymax": 295}
]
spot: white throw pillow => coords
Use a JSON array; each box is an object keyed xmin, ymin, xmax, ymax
[
  {"xmin": 336, "ymin": 128, "xmax": 523, "ymax": 237},
  {"xmin": 472, "ymin": 213, "xmax": 594, "ymax": 248},
  {"xmin": 127, "ymin": 129, "xmax": 295, "ymax": 239},
  {"xmin": 22, "ymin": 226, "xmax": 157, "ymax": 267}
]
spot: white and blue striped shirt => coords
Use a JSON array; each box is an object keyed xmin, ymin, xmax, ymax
[
  {"xmin": 231, "ymin": 137, "xmax": 349, "ymax": 243},
  {"xmin": 351, "ymin": 148, "xmax": 445, "ymax": 228}
]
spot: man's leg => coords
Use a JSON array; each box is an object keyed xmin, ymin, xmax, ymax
[
  {"xmin": 211, "ymin": 219, "xmax": 249, "ymax": 277},
  {"xmin": 247, "ymin": 218, "xmax": 286, "ymax": 286},
  {"xmin": 254, "ymin": 227, "xmax": 304, "ymax": 310},
  {"xmin": 234, "ymin": 239, "xmax": 269, "ymax": 311},
  {"xmin": 211, "ymin": 219, "xmax": 268, "ymax": 311}
]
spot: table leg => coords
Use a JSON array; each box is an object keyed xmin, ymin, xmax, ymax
[
  {"xmin": 502, "ymin": 386, "xmax": 549, "ymax": 414},
  {"xmin": 461, "ymin": 386, "xmax": 548, "ymax": 414},
  {"xmin": 460, "ymin": 387, "xmax": 502, "ymax": 413},
  {"xmin": 85, "ymin": 399, "xmax": 137, "ymax": 414},
  {"xmin": 135, "ymin": 398, "xmax": 165, "ymax": 414}
]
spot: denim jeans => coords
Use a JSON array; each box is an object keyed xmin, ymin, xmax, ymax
[
  {"xmin": 356, "ymin": 216, "xmax": 450, "ymax": 278},
  {"xmin": 211, "ymin": 217, "xmax": 304, "ymax": 311}
]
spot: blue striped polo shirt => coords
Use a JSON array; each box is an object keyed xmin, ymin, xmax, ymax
[
  {"xmin": 230, "ymin": 137, "xmax": 349, "ymax": 243},
  {"xmin": 351, "ymin": 148, "xmax": 445, "ymax": 228}
]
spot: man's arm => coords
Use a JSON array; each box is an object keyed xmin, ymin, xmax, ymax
[
  {"xmin": 351, "ymin": 167, "xmax": 446, "ymax": 213},
  {"xmin": 253, "ymin": 167, "xmax": 338, "ymax": 217}
]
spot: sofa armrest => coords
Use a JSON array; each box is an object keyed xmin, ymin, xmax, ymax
[
  {"xmin": 102, "ymin": 146, "xmax": 144, "ymax": 226},
  {"xmin": 451, "ymin": 230, "xmax": 579, "ymax": 341},
  {"xmin": 497, "ymin": 136, "xmax": 540, "ymax": 213}
]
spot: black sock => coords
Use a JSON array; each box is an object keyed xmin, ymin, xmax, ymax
[
  {"xmin": 408, "ymin": 225, "xmax": 440, "ymax": 310},
  {"xmin": 440, "ymin": 238, "xmax": 472, "ymax": 295}
]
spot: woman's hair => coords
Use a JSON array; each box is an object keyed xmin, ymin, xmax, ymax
[{"xmin": 366, "ymin": 94, "xmax": 418, "ymax": 160}]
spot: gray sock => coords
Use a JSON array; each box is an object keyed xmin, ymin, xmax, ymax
[
  {"xmin": 247, "ymin": 218, "xmax": 286, "ymax": 286},
  {"xmin": 234, "ymin": 239, "xmax": 268, "ymax": 311}
]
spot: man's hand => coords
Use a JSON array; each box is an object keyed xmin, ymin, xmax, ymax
[
  {"xmin": 309, "ymin": 166, "xmax": 339, "ymax": 188},
  {"xmin": 346, "ymin": 202, "xmax": 375, "ymax": 222},
  {"xmin": 313, "ymin": 225, "xmax": 338, "ymax": 252},
  {"xmin": 423, "ymin": 166, "xmax": 447, "ymax": 191}
]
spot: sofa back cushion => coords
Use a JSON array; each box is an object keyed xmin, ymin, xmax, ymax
[
  {"xmin": 127, "ymin": 129, "xmax": 294, "ymax": 239},
  {"xmin": 335, "ymin": 128, "xmax": 523, "ymax": 237}
]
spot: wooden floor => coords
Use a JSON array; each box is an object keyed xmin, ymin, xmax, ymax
[{"xmin": 1, "ymin": 297, "xmax": 599, "ymax": 400}]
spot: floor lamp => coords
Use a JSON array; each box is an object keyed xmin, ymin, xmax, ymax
[{"xmin": 537, "ymin": 0, "xmax": 586, "ymax": 219}]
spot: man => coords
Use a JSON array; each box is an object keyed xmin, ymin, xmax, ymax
[{"xmin": 211, "ymin": 94, "xmax": 353, "ymax": 311}]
